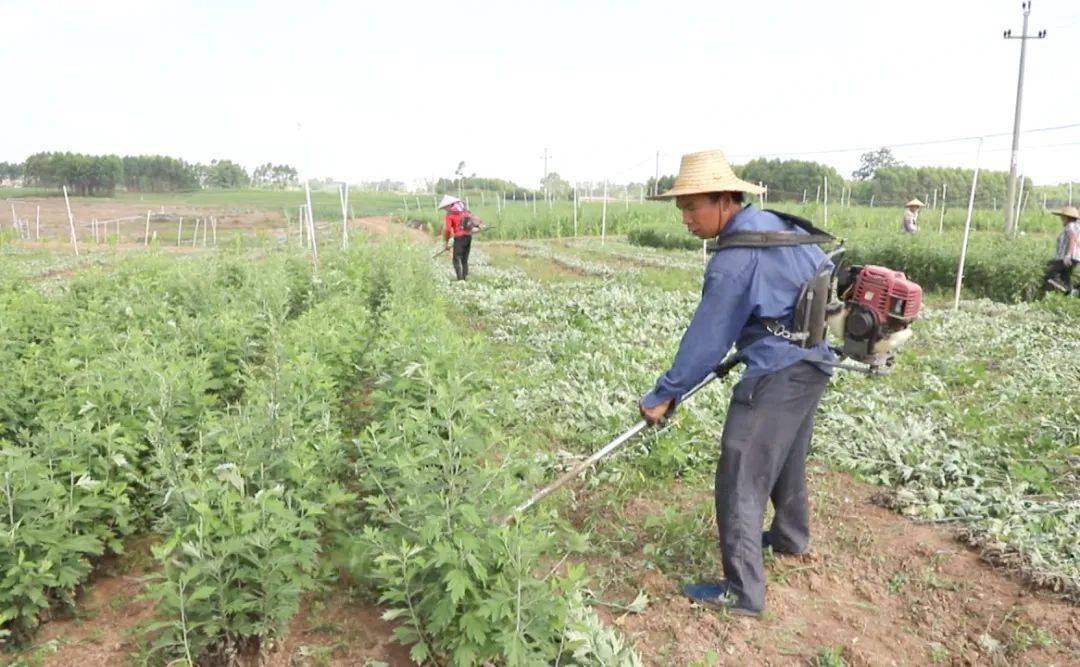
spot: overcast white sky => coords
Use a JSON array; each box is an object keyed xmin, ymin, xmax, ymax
[{"xmin": 2, "ymin": 0, "xmax": 1078, "ymax": 187}]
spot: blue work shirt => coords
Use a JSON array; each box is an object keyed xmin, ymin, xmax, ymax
[{"xmin": 641, "ymin": 205, "xmax": 836, "ymax": 409}]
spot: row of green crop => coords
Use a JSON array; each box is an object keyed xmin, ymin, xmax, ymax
[
  {"xmin": 0, "ymin": 253, "xmax": 320, "ymax": 646},
  {"xmin": 141, "ymin": 245, "xmax": 639, "ymax": 664},
  {"xmin": 2, "ymin": 243, "xmax": 640, "ymax": 664},
  {"xmin": 403, "ymin": 197, "xmax": 1068, "ymax": 241},
  {"xmin": 626, "ymin": 224, "xmax": 1058, "ymax": 303}
]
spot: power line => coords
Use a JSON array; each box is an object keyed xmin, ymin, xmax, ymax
[{"xmin": 730, "ymin": 122, "xmax": 1078, "ymax": 161}]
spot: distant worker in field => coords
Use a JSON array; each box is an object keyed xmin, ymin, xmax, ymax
[
  {"xmin": 1044, "ymin": 205, "xmax": 1080, "ymax": 294},
  {"xmin": 639, "ymin": 149, "xmax": 835, "ymax": 618},
  {"xmin": 438, "ymin": 195, "xmax": 484, "ymax": 281},
  {"xmin": 901, "ymin": 199, "xmax": 924, "ymax": 233}
]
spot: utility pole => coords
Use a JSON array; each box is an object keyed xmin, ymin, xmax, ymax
[{"xmin": 1002, "ymin": 2, "xmax": 1046, "ymax": 235}]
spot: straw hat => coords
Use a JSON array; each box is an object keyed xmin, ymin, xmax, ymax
[
  {"xmin": 1050, "ymin": 205, "xmax": 1079, "ymax": 221},
  {"xmin": 905, "ymin": 199, "xmax": 925, "ymax": 208},
  {"xmin": 437, "ymin": 194, "xmax": 461, "ymax": 210},
  {"xmin": 650, "ymin": 149, "xmax": 765, "ymax": 200}
]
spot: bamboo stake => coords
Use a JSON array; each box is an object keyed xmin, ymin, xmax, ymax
[
  {"xmin": 938, "ymin": 183, "xmax": 947, "ymax": 233},
  {"xmin": 601, "ymin": 181, "xmax": 608, "ymax": 244},
  {"xmin": 340, "ymin": 183, "xmax": 349, "ymax": 249},
  {"xmin": 954, "ymin": 139, "xmax": 983, "ymax": 311},
  {"xmin": 304, "ymin": 180, "xmax": 318, "ymax": 269},
  {"xmin": 144, "ymin": 211, "xmax": 151, "ymax": 246},
  {"xmin": 62, "ymin": 185, "xmax": 79, "ymax": 255}
]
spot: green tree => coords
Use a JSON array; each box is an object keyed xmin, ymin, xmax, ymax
[
  {"xmin": 22, "ymin": 152, "xmax": 122, "ymax": 196},
  {"xmin": 205, "ymin": 160, "xmax": 250, "ymax": 188},
  {"xmin": 853, "ymin": 147, "xmax": 900, "ymax": 181},
  {"xmin": 252, "ymin": 163, "xmax": 299, "ymax": 189},
  {"xmin": 540, "ymin": 171, "xmax": 571, "ymax": 199}
]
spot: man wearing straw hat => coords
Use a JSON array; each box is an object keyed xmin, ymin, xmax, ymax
[
  {"xmin": 639, "ymin": 149, "xmax": 835, "ymax": 617},
  {"xmin": 1044, "ymin": 205, "xmax": 1080, "ymax": 294},
  {"xmin": 901, "ymin": 199, "xmax": 924, "ymax": 233}
]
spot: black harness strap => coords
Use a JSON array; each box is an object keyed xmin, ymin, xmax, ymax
[{"xmin": 707, "ymin": 209, "xmax": 835, "ymax": 253}]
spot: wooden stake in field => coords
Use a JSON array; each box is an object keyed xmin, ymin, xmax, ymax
[
  {"xmin": 758, "ymin": 182, "xmax": 765, "ymax": 209},
  {"xmin": 931, "ymin": 188, "xmax": 938, "ymax": 211},
  {"xmin": 144, "ymin": 211, "xmax": 151, "ymax": 246},
  {"xmin": 62, "ymin": 185, "xmax": 79, "ymax": 256},
  {"xmin": 211, "ymin": 216, "xmax": 218, "ymax": 246},
  {"xmin": 954, "ymin": 139, "xmax": 983, "ymax": 311},
  {"xmin": 298, "ymin": 206, "xmax": 306, "ymax": 246},
  {"xmin": 601, "ymin": 180, "xmax": 608, "ymax": 244},
  {"xmin": 304, "ymin": 180, "xmax": 318, "ymax": 270},
  {"xmin": 192, "ymin": 218, "xmax": 200, "ymax": 248},
  {"xmin": 822, "ymin": 176, "xmax": 829, "ymax": 228},
  {"xmin": 938, "ymin": 183, "xmax": 947, "ymax": 233},
  {"xmin": 10, "ymin": 203, "xmax": 17, "ymax": 238},
  {"xmin": 870, "ymin": 194, "xmax": 875, "ymax": 208},
  {"xmin": 815, "ymin": 185, "xmax": 820, "ymax": 204},
  {"xmin": 1014, "ymin": 173, "xmax": 1026, "ymax": 228},
  {"xmin": 35, "ymin": 205, "xmax": 40, "ymax": 241},
  {"xmin": 531, "ymin": 193, "xmax": 536, "ymax": 217},
  {"xmin": 339, "ymin": 183, "xmax": 349, "ymax": 250},
  {"xmin": 177, "ymin": 217, "xmax": 183, "ymax": 246},
  {"xmin": 572, "ymin": 187, "xmax": 578, "ymax": 237},
  {"xmin": 802, "ymin": 189, "xmax": 807, "ymax": 204}
]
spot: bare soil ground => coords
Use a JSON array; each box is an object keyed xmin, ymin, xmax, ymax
[
  {"xmin": 26, "ymin": 544, "xmax": 410, "ymax": 667},
  {"xmin": 4, "ymin": 195, "xmax": 285, "ymax": 246},
  {"xmin": 4, "ymin": 196, "xmax": 428, "ymax": 247},
  {"xmin": 578, "ymin": 466, "xmax": 1079, "ymax": 666}
]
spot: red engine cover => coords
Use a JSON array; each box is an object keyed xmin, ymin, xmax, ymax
[{"xmin": 849, "ymin": 266, "xmax": 922, "ymax": 324}]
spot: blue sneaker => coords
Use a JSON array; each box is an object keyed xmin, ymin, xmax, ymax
[{"xmin": 682, "ymin": 582, "xmax": 761, "ymax": 617}]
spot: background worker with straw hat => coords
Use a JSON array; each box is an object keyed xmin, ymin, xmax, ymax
[
  {"xmin": 638, "ymin": 149, "xmax": 835, "ymax": 617},
  {"xmin": 1043, "ymin": 205, "xmax": 1080, "ymax": 294},
  {"xmin": 902, "ymin": 199, "xmax": 924, "ymax": 233},
  {"xmin": 438, "ymin": 194, "xmax": 484, "ymax": 281}
]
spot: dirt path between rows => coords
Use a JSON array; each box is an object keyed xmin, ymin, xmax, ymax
[{"xmin": 578, "ymin": 466, "xmax": 1078, "ymax": 666}]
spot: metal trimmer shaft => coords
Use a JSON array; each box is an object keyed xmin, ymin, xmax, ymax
[{"xmin": 504, "ymin": 356, "xmax": 741, "ymax": 523}]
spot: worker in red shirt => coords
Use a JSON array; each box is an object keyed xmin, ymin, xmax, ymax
[{"xmin": 438, "ymin": 195, "xmax": 483, "ymax": 280}]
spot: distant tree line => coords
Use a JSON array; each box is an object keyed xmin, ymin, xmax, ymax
[
  {"xmin": 10, "ymin": 152, "xmax": 297, "ymax": 196},
  {"xmin": 0, "ymin": 161, "xmax": 23, "ymax": 182},
  {"xmin": 435, "ymin": 176, "xmax": 537, "ymax": 199},
  {"xmin": 647, "ymin": 154, "xmax": 1035, "ymax": 209}
]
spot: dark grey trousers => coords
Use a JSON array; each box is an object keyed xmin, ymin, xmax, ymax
[{"xmin": 715, "ymin": 361, "xmax": 829, "ymax": 612}]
